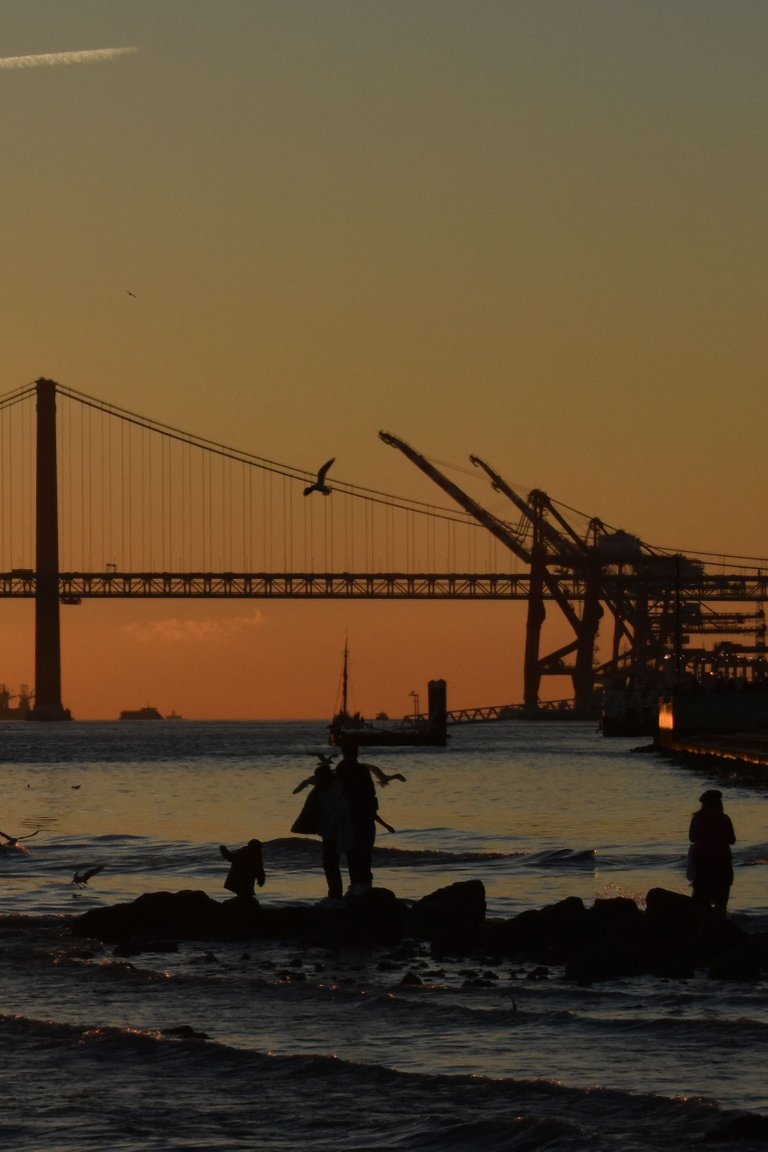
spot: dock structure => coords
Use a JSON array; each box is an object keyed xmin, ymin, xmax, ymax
[
  {"xmin": 409, "ymin": 700, "xmax": 580, "ymax": 725},
  {"xmin": 658, "ymin": 687, "xmax": 768, "ymax": 765},
  {"xmin": 666, "ymin": 731, "xmax": 768, "ymax": 772}
]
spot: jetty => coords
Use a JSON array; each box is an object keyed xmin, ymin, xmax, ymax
[{"xmin": 656, "ymin": 686, "xmax": 768, "ymax": 777}]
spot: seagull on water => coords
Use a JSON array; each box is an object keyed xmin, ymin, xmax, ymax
[
  {"xmin": 73, "ymin": 863, "xmax": 106, "ymax": 886},
  {"xmin": 303, "ymin": 458, "xmax": 335, "ymax": 496}
]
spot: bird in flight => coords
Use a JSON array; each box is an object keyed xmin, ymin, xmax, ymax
[
  {"xmin": 73, "ymin": 863, "xmax": 106, "ymax": 886},
  {"xmin": 126, "ymin": 290, "xmax": 136, "ymax": 298},
  {"xmin": 293, "ymin": 751, "xmax": 337, "ymax": 793},
  {"xmin": 0, "ymin": 828, "xmax": 41, "ymax": 846},
  {"xmin": 303, "ymin": 458, "xmax": 335, "ymax": 496}
]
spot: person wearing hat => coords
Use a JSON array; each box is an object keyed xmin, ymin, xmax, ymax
[{"xmin": 688, "ymin": 790, "xmax": 736, "ymax": 916}]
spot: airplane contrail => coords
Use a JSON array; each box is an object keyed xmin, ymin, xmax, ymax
[{"xmin": 0, "ymin": 47, "xmax": 137, "ymax": 71}]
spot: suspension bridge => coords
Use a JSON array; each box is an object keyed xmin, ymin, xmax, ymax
[{"xmin": 1, "ymin": 378, "xmax": 766, "ymax": 721}]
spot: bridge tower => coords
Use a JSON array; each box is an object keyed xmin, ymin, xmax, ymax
[{"xmin": 29, "ymin": 378, "xmax": 70, "ymax": 721}]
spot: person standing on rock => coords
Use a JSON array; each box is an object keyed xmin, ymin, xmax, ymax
[
  {"xmin": 292, "ymin": 759, "xmax": 352, "ymax": 907},
  {"xmin": 336, "ymin": 742, "xmax": 404, "ymax": 896},
  {"xmin": 688, "ymin": 789, "xmax": 735, "ymax": 916}
]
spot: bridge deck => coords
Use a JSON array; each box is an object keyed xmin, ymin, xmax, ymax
[{"xmin": 2, "ymin": 571, "xmax": 766, "ymax": 601}]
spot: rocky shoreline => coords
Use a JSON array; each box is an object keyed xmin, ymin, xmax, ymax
[{"xmin": 70, "ymin": 881, "xmax": 768, "ymax": 984}]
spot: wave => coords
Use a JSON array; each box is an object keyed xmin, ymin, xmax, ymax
[
  {"xmin": 265, "ymin": 835, "xmax": 523, "ymax": 869},
  {"xmin": 1, "ymin": 1009, "xmax": 763, "ymax": 1151},
  {"xmin": 274, "ymin": 840, "xmax": 689, "ymax": 875},
  {"xmin": 523, "ymin": 848, "xmax": 597, "ymax": 868}
]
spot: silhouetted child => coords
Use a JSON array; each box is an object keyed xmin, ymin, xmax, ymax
[{"xmin": 219, "ymin": 839, "xmax": 265, "ymax": 899}]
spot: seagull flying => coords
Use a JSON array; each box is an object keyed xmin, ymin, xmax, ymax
[
  {"xmin": 73, "ymin": 863, "xmax": 106, "ymax": 886},
  {"xmin": 303, "ymin": 458, "xmax": 335, "ymax": 496},
  {"xmin": 292, "ymin": 751, "xmax": 337, "ymax": 794},
  {"xmin": 0, "ymin": 828, "xmax": 41, "ymax": 846}
]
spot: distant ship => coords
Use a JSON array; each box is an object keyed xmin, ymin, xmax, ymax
[
  {"xmin": 119, "ymin": 706, "xmax": 163, "ymax": 720},
  {"xmin": 0, "ymin": 683, "xmax": 33, "ymax": 721}
]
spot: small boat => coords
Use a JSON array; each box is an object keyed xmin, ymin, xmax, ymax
[
  {"xmin": 119, "ymin": 706, "xmax": 163, "ymax": 721},
  {"xmin": 328, "ymin": 640, "xmax": 447, "ymax": 748}
]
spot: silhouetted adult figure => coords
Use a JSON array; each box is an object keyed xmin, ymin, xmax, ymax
[
  {"xmin": 335, "ymin": 742, "xmax": 384, "ymax": 895},
  {"xmin": 292, "ymin": 760, "xmax": 351, "ymax": 906},
  {"xmin": 219, "ymin": 839, "xmax": 265, "ymax": 899},
  {"xmin": 688, "ymin": 789, "xmax": 735, "ymax": 916}
]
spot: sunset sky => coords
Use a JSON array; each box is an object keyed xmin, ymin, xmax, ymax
[{"xmin": 2, "ymin": 1, "xmax": 767, "ymax": 720}]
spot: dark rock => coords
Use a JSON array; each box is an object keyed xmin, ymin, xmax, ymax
[
  {"xmin": 342, "ymin": 887, "xmax": 409, "ymax": 944},
  {"xmin": 68, "ymin": 884, "xmax": 767, "ymax": 984},
  {"xmin": 708, "ymin": 944, "xmax": 762, "ymax": 982},
  {"xmin": 563, "ymin": 897, "xmax": 652, "ymax": 982},
  {"xmin": 485, "ymin": 896, "xmax": 590, "ymax": 962},
  {"xmin": 591, "ymin": 895, "xmax": 644, "ymax": 927},
  {"xmin": 525, "ymin": 965, "xmax": 551, "ymax": 980},
  {"xmin": 650, "ymin": 956, "xmax": 696, "ymax": 980},
  {"xmin": 645, "ymin": 887, "xmax": 752, "ymax": 970},
  {"xmin": 565, "ymin": 939, "xmax": 642, "ymax": 984},
  {"xmin": 71, "ymin": 886, "xmax": 408, "ymax": 948},
  {"xmin": 72, "ymin": 889, "xmax": 239, "ymax": 944},
  {"xmin": 705, "ymin": 1112, "xmax": 768, "ymax": 1142},
  {"xmin": 409, "ymin": 880, "xmax": 486, "ymax": 953}
]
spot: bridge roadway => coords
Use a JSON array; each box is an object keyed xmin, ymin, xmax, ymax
[{"xmin": 1, "ymin": 569, "xmax": 766, "ymax": 601}]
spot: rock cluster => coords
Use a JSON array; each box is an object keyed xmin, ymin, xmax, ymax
[{"xmin": 70, "ymin": 881, "xmax": 767, "ymax": 983}]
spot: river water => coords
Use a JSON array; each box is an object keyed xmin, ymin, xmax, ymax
[{"xmin": 1, "ymin": 719, "xmax": 767, "ymax": 1151}]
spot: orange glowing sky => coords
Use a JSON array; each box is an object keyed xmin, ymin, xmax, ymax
[{"xmin": 2, "ymin": 2, "xmax": 767, "ymax": 720}]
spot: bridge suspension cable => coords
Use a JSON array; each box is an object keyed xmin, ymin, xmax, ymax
[{"xmin": 0, "ymin": 382, "xmax": 519, "ymax": 579}]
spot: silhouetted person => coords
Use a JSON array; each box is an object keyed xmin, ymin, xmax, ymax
[
  {"xmin": 688, "ymin": 790, "xmax": 735, "ymax": 916},
  {"xmin": 292, "ymin": 760, "xmax": 351, "ymax": 905},
  {"xmin": 336, "ymin": 742, "xmax": 396, "ymax": 895},
  {"xmin": 219, "ymin": 839, "xmax": 265, "ymax": 899}
]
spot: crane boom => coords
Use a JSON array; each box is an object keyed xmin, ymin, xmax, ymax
[
  {"xmin": 470, "ymin": 455, "xmax": 581, "ymax": 560},
  {"xmin": 379, "ymin": 430, "xmax": 586, "ymax": 709},
  {"xmin": 378, "ymin": 432, "xmax": 531, "ymax": 565}
]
